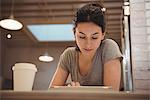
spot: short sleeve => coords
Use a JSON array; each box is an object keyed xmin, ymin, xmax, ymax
[
  {"xmin": 57, "ymin": 47, "xmax": 74, "ymax": 72},
  {"xmin": 102, "ymin": 39, "xmax": 123, "ymax": 64}
]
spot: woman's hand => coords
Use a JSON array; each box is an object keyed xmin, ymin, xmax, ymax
[{"xmin": 67, "ymin": 81, "xmax": 80, "ymax": 86}]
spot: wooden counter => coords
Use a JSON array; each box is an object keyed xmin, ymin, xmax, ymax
[{"xmin": 0, "ymin": 87, "xmax": 149, "ymax": 100}]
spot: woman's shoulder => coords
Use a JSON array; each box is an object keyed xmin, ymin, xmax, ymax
[
  {"xmin": 101, "ymin": 39, "xmax": 119, "ymax": 48},
  {"xmin": 102, "ymin": 39, "xmax": 118, "ymax": 45},
  {"xmin": 100, "ymin": 39, "xmax": 123, "ymax": 63}
]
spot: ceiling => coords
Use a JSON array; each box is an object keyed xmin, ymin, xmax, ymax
[{"xmin": 0, "ymin": 0, "xmax": 124, "ymax": 47}]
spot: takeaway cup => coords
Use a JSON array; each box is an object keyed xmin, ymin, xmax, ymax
[{"xmin": 12, "ymin": 63, "xmax": 37, "ymax": 91}]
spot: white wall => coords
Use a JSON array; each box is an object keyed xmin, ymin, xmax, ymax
[{"xmin": 130, "ymin": 0, "xmax": 150, "ymax": 92}]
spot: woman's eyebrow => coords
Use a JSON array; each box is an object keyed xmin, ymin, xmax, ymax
[
  {"xmin": 92, "ymin": 32, "xmax": 99, "ymax": 35},
  {"xmin": 79, "ymin": 32, "xmax": 99, "ymax": 35},
  {"xmin": 79, "ymin": 32, "xmax": 86, "ymax": 35}
]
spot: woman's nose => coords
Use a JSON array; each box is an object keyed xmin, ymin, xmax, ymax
[{"xmin": 85, "ymin": 39, "xmax": 92, "ymax": 48}]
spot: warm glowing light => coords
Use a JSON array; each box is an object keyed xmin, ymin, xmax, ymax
[
  {"xmin": 7, "ymin": 34, "xmax": 12, "ymax": 39},
  {"xmin": 39, "ymin": 52, "xmax": 53, "ymax": 62},
  {"xmin": 0, "ymin": 18, "xmax": 23, "ymax": 30}
]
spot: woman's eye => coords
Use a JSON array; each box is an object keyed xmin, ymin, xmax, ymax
[
  {"xmin": 92, "ymin": 37, "xmax": 98, "ymax": 39},
  {"xmin": 79, "ymin": 37, "xmax": 85, "ymax": 39}
]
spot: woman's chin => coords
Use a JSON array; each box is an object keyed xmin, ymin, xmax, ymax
[{"xmin": 81, "ymin": 50, "xmax": 94, "ymax": 55}]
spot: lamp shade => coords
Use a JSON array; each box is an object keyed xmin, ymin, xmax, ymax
[
  {"xmin": 0, "ymin": 18, "xmax": 23, "ymax": 30},
  {"xmin": 0, "ymin": 15, "xmax": 23, "ymax": 30},
  {"xmin": 39, "ymin": 52, "xmax": 53, "ymax": 62}
]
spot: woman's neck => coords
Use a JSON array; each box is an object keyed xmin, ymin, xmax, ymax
[
  {"xmin": 79, "ymin": 51, "xmax": 95, "ymax": 62},
  {"xmin": 78, "ymin": 51, "xmax": 95, "ymax": 76}
]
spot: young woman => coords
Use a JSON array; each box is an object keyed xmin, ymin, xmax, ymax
[{"xmin": 50, "ymin": 2, "xmax": 123, "ymax": 90}]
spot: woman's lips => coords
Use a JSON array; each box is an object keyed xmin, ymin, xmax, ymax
[{"xmin": 84, "ymin": 48, "xmax": 93, "ymax": 51}]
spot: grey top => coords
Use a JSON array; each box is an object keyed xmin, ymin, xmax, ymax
[{"xmin": 57, "ymin": 39, "xmax": 123, "ymax": 86}]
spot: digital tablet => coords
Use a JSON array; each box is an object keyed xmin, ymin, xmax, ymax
[{"xmin": 49, "ymin": 86, "xmax": 113, "ymax": 91}]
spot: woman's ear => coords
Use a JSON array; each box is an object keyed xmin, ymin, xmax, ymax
[{"xmin": 102, "ymin": 32, "xmax": 105, "ymax": 40}]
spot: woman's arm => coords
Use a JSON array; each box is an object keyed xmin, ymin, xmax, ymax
[
  {"xmin": 103, "ymin": 58, "xmax": 121, "ymax": 90},
  {"xmin": 49, "ymin": 67, "xmax": 69, "ymax": 88}
]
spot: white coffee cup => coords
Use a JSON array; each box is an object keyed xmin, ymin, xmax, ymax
[{"xmin": 12, "ymin": 63, "xmax": 37, "ymax": 91}]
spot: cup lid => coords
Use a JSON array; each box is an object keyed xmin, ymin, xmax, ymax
[{"xmin": 12, "ymin": 63, "xmax": 37, "ymax": 72}]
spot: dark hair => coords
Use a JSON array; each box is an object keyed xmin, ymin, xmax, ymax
[
  {"xmin": 73, "ymin": 2, "xmax": 106, "ymax": 51},
  {"xmin": 73, "ymin": 2, "xmax": 106, "ymax": 33}
]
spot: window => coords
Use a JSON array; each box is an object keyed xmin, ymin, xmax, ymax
[{"xmin": 27, "ymin": 24, "xmax": 75, "ymax": 42}]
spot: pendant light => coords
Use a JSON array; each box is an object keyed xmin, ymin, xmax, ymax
[
  {"xmin": 0, "ymin": 0, "xmax": 23, "ymax": 30},
  {"xmin": 39, "ymin": 51, "xmax": 54, "ymax": 62},
  {"xmin": 38, "ymin": 1, "xmax": 53, "ymax": 63},
  {"xmin": 39, "ymin": 41, "xmax": 54, "ymax": 62}
]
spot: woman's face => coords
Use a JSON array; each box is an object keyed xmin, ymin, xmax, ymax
[{"xmin": 75, "ymin": 22, "xmax": 105, "ymax": 56}]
